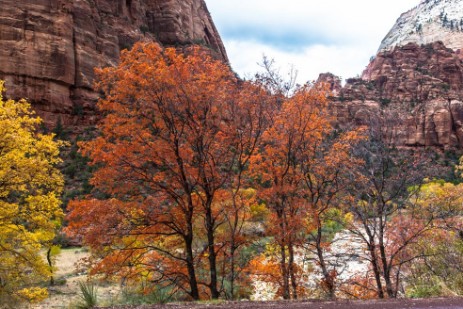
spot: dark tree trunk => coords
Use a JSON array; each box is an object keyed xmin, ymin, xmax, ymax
[
  {"xmin": 206, "ymin": 200, "xmax": 220, "ymax": 299},
  {"xmin": 316, "ymin": 226, "xmax": 335, "ymax": 299},
  {"xmin": 379, "ymin": 215, "xmax": 395, "ymax": 298},
  {"xmin": 288, "ymin": 242, "xmax": 298, "ymax": 299},
  {"xmin": 47, "ymin": 247, "xmax": 54, "ymax": 286},
  {"xmin": 368, "ymin": 243, "xmax": 385, "ymax": 298},
  {"xmin": 186, "ymin": 220, "xmax": 200, "ymax": 300},
  {"xmin": 229, "ymin": 244, "xmax": 236, "ymax": 299}
]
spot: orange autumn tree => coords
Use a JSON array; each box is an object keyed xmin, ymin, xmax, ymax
[
  {"xmin": 300, "ymin": 123, "xmax": 365, "ymax": 299},
  {"xmin": 66, "ymin": 43, "xmax": 269, "ymax": 300},
  {"xmin": 250, "ymin": 82, "xmax": 364, "ymax": 300},
  {"xmin": 249, "ymin": 85, "xmax": 317, "ymax": 299},
  {"xmin": 251, "ymin": 85, "xmax": 328, "ymax": 300},
  {"xmin": 215, "ymin": 82, "xmax": 272, "ymax": 299},
  {"xmin": 209, "ymin": 72, "xmax": 277, "ymax": 300}
]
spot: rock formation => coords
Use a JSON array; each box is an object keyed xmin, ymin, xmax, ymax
[
  {"xmin": 0, "ymin": 0, "xmax": 227, "ymax": 129},
  {"xmin": 320, "ymin": 2, "xmax": 463, "ymax": 147},
  {"xmin": 379, "ymin": 0, "xmax": 463, "ymax": 52},
  {"xmin": 322, "ymin": 41, "xmax": 463, "ymax": 149},
  {"xmin": 321, "ymin": 0, "xmax": 463, "ymax": 149}
]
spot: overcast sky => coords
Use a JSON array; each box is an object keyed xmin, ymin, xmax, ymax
[{"xmin": 206, "ymin": 0, "xmax": 421, "ymax": 83}]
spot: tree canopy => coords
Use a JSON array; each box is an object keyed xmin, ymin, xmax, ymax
[{"xmin": 0, "ymin": 81, "xmax": 64, "ymax": 304}]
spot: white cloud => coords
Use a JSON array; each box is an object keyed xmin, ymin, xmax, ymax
[
  {"xmin": 206, "ymin": 0, "xmax": 421, "ymax": 82},
  {"xmin": 224, "ymin": 40, "xmax": 372, "ymax": 84}
]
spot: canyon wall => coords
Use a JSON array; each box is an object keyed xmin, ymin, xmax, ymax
[
  {"xmin": 321, "ymin": 41, "xmax": 463, "ymax": 149},
  {"xmin": 0, "ymin": 0, "xmax": 227, "ymax": 129}
]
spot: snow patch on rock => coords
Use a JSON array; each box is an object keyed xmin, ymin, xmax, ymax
[{"xmin": 379, "ymin": 0, "xmax": 463, "ymax": 52}]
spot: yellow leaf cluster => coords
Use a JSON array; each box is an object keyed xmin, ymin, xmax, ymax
[{"xmin": 0, "ymin": 81, "xmax": 64, "ymax": 304}]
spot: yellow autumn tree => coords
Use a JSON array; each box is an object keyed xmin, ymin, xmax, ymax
[{"xmin": 0, "ymin": 81, "xmax": 64, "ymax": 304}]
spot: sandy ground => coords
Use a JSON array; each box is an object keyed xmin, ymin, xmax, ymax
[
  {"xmin": 29, "ymin": 248, "xmax": 89, "ymax": 309},
  {"xmin": 24, "ymin": 248, "xmax": 463, "ymax": 309},
  {"xmin": 29, "ymin": 248, "xmax": 121, "ymax": 309}
]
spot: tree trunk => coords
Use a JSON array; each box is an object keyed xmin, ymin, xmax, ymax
[
  {"xmin": 276, "ymin": 207, "xmax": 290, "ymax": 299},
  {"xmin": 47, "ymin": 247, "xmax": 54, "ymax": 286},
  {"xmin": 380, "ymin": 245, "xmax": 395, "ymax": 298},
  {"xmin": 316, "ymin": 226, "xmax": 335, "ymax": 299},
  {"xmin": 186, "ymin": 244, "xmax": 200, "ymax": 299},
  {"xmin": 186, "ymin": 221, "xmax": 200, "ymax": 300},
  {"xmin": 206, "ymin": 200, "xmax": 220, "ymax": 299},
  {"xmin": 280, "ymin": 242, "xmax": 290, "ymax": 299},
  {"xmin": 368, "ymin": 243, "xmax": 384, "ymax": 298},
  {"xmin": 288, "ymin": 242, "xmax": 298, "ymax": 299},
  {"xmin": 229, "ymin": 244, "xmax": 236, "ymax": 299},
  {"xmin": 379, "ymin": 215, "xmax": 395, "ymax": 298}
]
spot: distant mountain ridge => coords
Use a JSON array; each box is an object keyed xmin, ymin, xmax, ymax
[{"xmin": 379, "ymin": 0, "xmax": 463, "ymax": 52}]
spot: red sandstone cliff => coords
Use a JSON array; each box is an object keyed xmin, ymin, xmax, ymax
[
  {"xmin": 0, "ymin": 0, "xmax": 227, "ymax": 129},
  {"xmin": 320, "ymin": 42, "xmax": 463, "ymax": 149}
]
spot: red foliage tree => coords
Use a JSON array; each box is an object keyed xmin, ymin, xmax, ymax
[
  {"xmin": 66, "ymin": 43, "xmax": 269, "ymax": 300},
  {"xmin": 250, "ymin": 82, "xmax": 364, "ymax": 299}
]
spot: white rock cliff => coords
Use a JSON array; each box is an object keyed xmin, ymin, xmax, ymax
[{"xmin": 379, "ymin": 0, "xmax": 463, "ymax": 52}]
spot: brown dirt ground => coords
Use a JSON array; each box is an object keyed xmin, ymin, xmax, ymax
[{"xmin": 99, "ymin": 297, "xmax": 463, "ymax": 309}]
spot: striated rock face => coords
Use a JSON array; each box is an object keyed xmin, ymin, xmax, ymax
[
  {"xmin": 379, "ymin": 0, "xmax": 463, "ymax": 52},
  {"xmin": 333, "ymin": 0, "xmax": 463, "ymax": 149},
  {"xmin": 324, "ymin": 42, "xmax": 463, "ymax": 149},
  {"xmin": 0, "ymin": 0, "xmax": 227, "ymax": 129}
]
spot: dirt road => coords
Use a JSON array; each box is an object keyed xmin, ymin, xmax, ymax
[{"xmin": 105, "ymin": 298, "xmax": 463, "ymax": 309}]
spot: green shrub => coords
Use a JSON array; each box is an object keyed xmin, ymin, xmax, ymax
[
  {"xmin": 74, "ymin": 281, "xmax": 98, "ymax": 309},
  {"xmin": 140, "ymin": 25, "xmax": 149, "ymax": 34},
  {"xmin": 379, "ymin": 98, "xmax": 391, "ymax": 106},
  {"xmin": 120, "ymin": 286, "xmax": 174, "ymax": 305},
  {"xmin": 407, "ymin": 277, "xmax": 442, "ymax": 298}
]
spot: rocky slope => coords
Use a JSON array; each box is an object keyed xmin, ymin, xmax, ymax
[
  {"xmin": 379, "ymin": 0, "xmax": 463, "ymax": 52},
  {"xmin": 322, "ymin": 41, "xmax": 463, "ymax": 148},
  {"xmin": 0, "ymin": 0, "xmax": 227, "ymax": 129}
]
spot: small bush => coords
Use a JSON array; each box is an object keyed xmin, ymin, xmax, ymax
[
  {"xmin": 379, "ymin": 98, "xmax": 391, "ymax": 106},
  {"xmin": 407, "ymin": 279, "xmax": 442, "ymax": 298},
  {"xmin": 120, "ymin": 286, "xmax": 174, "ymax": 305},
  {"xmin": 74, "ymin": 281, "xmax": 98, "ymax": 309},
  {"xmin": 140, "ymin": 25, "xmax": 149, "ymax": 34}
]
